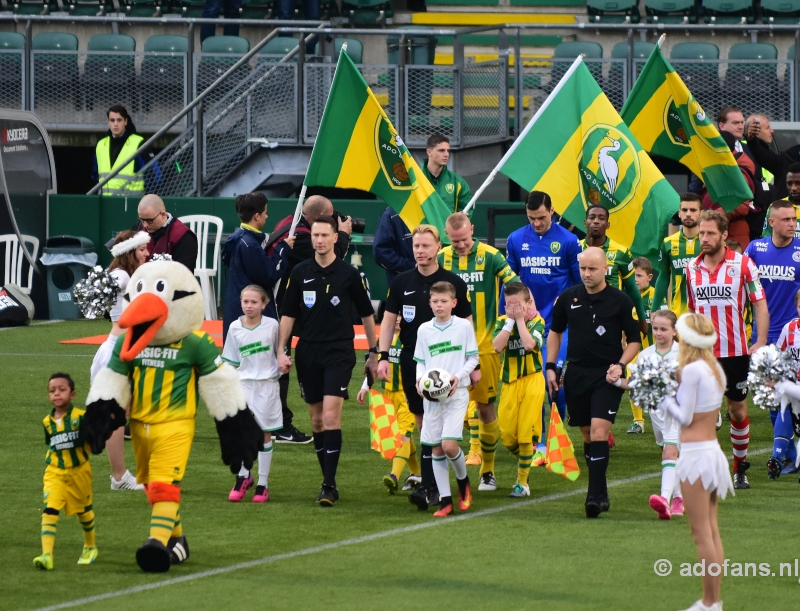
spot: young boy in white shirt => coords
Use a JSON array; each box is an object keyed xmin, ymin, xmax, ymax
[
  {"xmin": 222, "ymin": 285, "xmax": 281, "ymax": 503},
  {"xmin": 413, "ymin": 281, "xmax": 479, "ymax": 517}
]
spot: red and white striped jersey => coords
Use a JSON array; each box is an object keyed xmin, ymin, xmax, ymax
[
  {"xmin": 686, "ymin": 247, "xmax": 765, "ymax": 358},
  {"xmin": 777, "ymin": 318, "xmax": 800, "ymax": 380}
]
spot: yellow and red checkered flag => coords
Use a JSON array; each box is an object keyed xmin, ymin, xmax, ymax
[
  {"xmin": 545, "ymin": 403, "xmax": 581, "ymax": 481},
  {"xmin": 367, "ymin": 389, "xmax": 403, "ymax": 460}
]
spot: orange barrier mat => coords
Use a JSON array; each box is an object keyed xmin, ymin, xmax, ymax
[{"xmin": 61, "ymin": 321, "xmax": 372, "ymax": 350}]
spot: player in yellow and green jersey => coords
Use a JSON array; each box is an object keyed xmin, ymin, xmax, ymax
[
  {"xmin": 359, "ymin": 317, "xmax": 421, "ymax": 493},
  {"xmin": 440, "ymin": 212, "xmax": 519, "ymax": 492},
  {"xmin": 35, "ymin": 373, "xmax": 97, "ymax": 571},
  {"xmin": 625, "ymin": 257, "xmax": 658, "ymax": 435},
  {"xmin": 653, "ymin": 194, "xmax": 702, "ymax": 316},
  {"xmin": 580, "ymin": 205, "xmax": 647, "ymax": 324},
  {"xmin": 491, "ymin": 283, "xmax": 546, "ymax": 498}
]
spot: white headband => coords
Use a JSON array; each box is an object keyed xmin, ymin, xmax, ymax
[
  {"xmin": 110, "ymin": 231, "xmax": 150, "ymax": 258},
  {"xmin": 676, "ymin": 314, "xmax": 717, "ymax": 350}
]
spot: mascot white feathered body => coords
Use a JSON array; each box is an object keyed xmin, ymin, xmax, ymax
[{"xmin": 84, "ymin": 260, "xmax": 261, "ymax": 573}]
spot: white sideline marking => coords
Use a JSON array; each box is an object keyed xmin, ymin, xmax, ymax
[
  {"xmin": 0, "ymin": 320, "xmax": 63, "ymax": 332},
  {"xmin": 30, "ymin": 447, "xmax": 770, "ymax": 611}
]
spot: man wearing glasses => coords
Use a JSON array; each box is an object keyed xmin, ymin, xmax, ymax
[{"xmin": 137, "ymin": 194, "xmax": 198, "ymax": 272}]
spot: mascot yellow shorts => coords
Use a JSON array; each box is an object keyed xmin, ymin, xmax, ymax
[
  {"xmin": 469, "ymin": 353, "xmax": 500, "ymax": 405},
  {"xmin": 498, "ymin": 373, "xmax": 546, "ymax": 448},
  {"xmin": 384, "ymin": 389, "xmax": 416, "ymax": 438},
  {"xmin": 43, "ymin": 461, "xmax": 93, "ymax": 517},
  {"xmin": 131, "ymin": 418, "xmax": 195, "ymax": 486}
]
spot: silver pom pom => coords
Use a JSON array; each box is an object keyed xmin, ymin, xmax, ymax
[
  {"xmin": 150, "ymin": 253, "xmax": 173, "ymax": 262},
  {"xmin": 73, "ymin": 268, "xmax": 119, "ymax": 319},
  {"xmin": 628, "ymin": 353, "xmax": 679, "ymax": 413},
  {"xmin": 747, "ymin": 345, "xmax": 796, "ymax": 409}
]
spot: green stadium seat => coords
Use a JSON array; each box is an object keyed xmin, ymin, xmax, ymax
[
  {"xmin": 316, "ymin": 38, "xmax": 363, "ymax": 63},
  {"xmin": 550, "ymin": 41, "xmax": 603, "ymax": 91},
  {"xmin": 387, "ymin": 25, "xmax": 435, "ymax": 65},
  {"xmin": 257, "ymin": 36, "xmax": 299, "ymax": 62},
  {"xmin": 13, "ymin": 0, "xmax": 47, "ymax": 15},
  {"xmin": 645, "ymin": 0, "xmax": 698, "ymax": 23},
  {"xmin": 725, "ymin": 43, "xmax": 782, "ymax": 117},
  {"xmin": 0, "ymin": 33, "xmax": 25, "ymax": 109},
  {"xmin": 701, "ymin": 0, "xmax": 755, "ymax": 24},
  {"xmin": 607, "ymin": 41, "xmax": 656, "ymax": 100},
  {"xmin": 587, "ymin": 0, "xmax": 640, "ymax": 23},
  {"xmin": 240, "ymin": 0, "xmax": 274, "ymax": 18},
  {"xmin": 761, "ymin": 0, "xmax": 800, "ymax": 23},
  {"xmin": 670, "ymin": 42, "xmax": 719, "ymax": 98},
  {"xmin": 141, "ymin": 35, "xmax": 188, "ymax": 112},
  {"xmin": 122, "ymin": 0, "xmax": 164, "ymax": 16},
  {"xmin": 32, "ymin": 33, "xmax": 80, "ymax": 111},
  {"xmin": 173, "ymin": 0, "xmax": 205, "ymax": 17},
  {"xmin": 197, "ymin": 36, "xmax": 251, "ymax": 98},
  {"xmin": 341, "ymin": 0, "xmax": 393, "ymax": 25},
  {"xmin": 83, "ymin": 34, "xmax": 137, "ymax": 112},
  {"xmin": 66, "ymin": 0, "xmax": 106, "ymax": 15}
]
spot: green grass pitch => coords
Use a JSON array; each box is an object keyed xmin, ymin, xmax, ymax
[{"xmin": 2, "ymin": 320, "xmax": 799, "ymax": 611}]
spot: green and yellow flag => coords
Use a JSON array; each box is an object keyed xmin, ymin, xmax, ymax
[
  {"xmin": 621, "ymin": 39, "xmax": 751, "ymax": 213},
  {"xmin": 496, "ymin": 58, "xmax": 679, "ymax": 260},
  {"xmin": 367, "ymin": 390, "xmax": 402, "ymax": 460},
  {"xmin": 304, "ymin": 49, "xmax": 452, "ymax": 239}
]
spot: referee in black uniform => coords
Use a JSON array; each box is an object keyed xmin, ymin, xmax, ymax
[
  {"xmin": 378, "ymin": 224, "xmax": 472, "ymax": 510},
  {"xmin": 546, "ymin": 246, "xmax": 640, "ymax": 518},
  {"xmin": 278, "ymin": 215, "xmax": 378, "ymax": 507}
]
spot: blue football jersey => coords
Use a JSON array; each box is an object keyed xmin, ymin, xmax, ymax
[
  {"xmin": 744, "ymin": 237, "xmax": 800, "ymax": 342},
  {"xmin": 505, "ymin": 222, "xmax": 582, "ymax": 333}
]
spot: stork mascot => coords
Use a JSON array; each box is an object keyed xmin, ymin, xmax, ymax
[{"xmin": 83, "ymin": 259, "xmax": 262, "ymax": 573}]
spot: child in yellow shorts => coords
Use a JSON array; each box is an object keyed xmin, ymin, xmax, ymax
[
  {"xmin": 34, "ymin": 373, "xmax": 97, "ymax": 570},
  {"xmin": 492, "ymin": 283, "xmax": 546, "ymax": 498}
]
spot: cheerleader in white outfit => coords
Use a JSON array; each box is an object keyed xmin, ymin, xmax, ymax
[
  {"xmin": 657, "ymin": 313, "xmax": 733, "ymax": 611},
  {"xmin": 89, "ymin": 230, "xmax": 149, "ymax": 491}
]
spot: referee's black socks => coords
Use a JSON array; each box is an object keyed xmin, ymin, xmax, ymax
[
  {"xmin": 583, "ymin": 442, "xmax": 591, "ymax": 467},
  {"xmin": 323, "ymin": 429, "xmax": 342, "ymax": 489},
  {"xmin": 587, "ymin": 441, "xmax": 610, "ymax": 499},
  {"xmin": 314, "ymin": 432, "xmax": 326, "ymax": 474}
]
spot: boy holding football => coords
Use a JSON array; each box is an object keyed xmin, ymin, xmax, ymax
[
  {"xmin": 413, "ymin": 281, "xmax": 479, "ymax": 517},
  {"xmin": 492, "ymin": 282, "xmax": 546, "ymax": 498}
]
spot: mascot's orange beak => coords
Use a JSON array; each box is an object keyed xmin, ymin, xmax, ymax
[{"xmin": 118, "ymin": 293, "xmax": 169, "ymax": 361}]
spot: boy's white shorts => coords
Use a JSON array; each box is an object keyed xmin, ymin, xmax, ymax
[{"xmin": 420, "ymin": 387, "xmax": 469, "ymax": 445}]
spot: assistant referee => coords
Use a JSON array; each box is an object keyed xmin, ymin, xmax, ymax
[
  {"xmin": 278, "ymin": 215, "xmax": 378, "ymax": 507},
  {"xmin": 546, "ymin": 247, "xmax": 640, "ymax": 518},
  {"xmin": 378, "ymin": 224, "xmax": 472, "ymax": 510}
]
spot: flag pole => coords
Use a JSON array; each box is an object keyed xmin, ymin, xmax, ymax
[
  {"xmin": 462, "ymin": 55, "xmax": 585, "ymax": 214},
  {"xmin": 288, "ymin": 44, "xmax": 351, "ymax": 236},
  {"xmin": 657, "ymin": 34, "xmax": 666, "ymax": 48}
]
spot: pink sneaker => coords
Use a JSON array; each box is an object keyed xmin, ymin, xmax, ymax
[
  {"xmin": 228, "ymin": 474, "xmax": 253, "ymax": 502},
  {"xmin": 670, "ymin": 496, "xmax": 684, "ymax": 516},
  {"xmin": 252, "ymin": 485, "xmax": 269, "ymax": 503},
  {"xmin": 649, "ymin": 495, "xmax": 672, "ymax": 520}
]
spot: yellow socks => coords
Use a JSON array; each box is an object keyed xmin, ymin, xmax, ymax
[
  {"xmin": 631, "ymin": 403, "xmax": 644, "ymax": 425},
  {"xmin": 41, "ymin": 512, "xmax": 58, "ymax": 555},
  {"xmin": 172, "ymin": 510, "xmax": 183, "ymax": 538},
  {"xmin": 78, "ymin": 510, "xmax": 96, "ymax": 547},
  {"xmin": 407, "ymin": 440, "xmax": 420, "ymax": 475},
  {"xmin": 150, "ymin": 501, "xmax": 179, "ymax": 545},
  {"xmin": 479, "ymin": 419, "xmax": 500, "ymax": 475},
  {"xmin": 517, "ymin": 442, "xmax": 534, "ymax": 486},
  {"xmin": 392, "ymin": 440, "xmax": 411, "ymax": 479},
  {"xmin": 468, "ymin": 402, "xmax": 481, "ymax": 456}
]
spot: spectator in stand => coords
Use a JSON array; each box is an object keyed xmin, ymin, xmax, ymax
[
  {"xmin": 373, "ymin": 207, "xmax": 415, "ymax": 285},
  {"xmin": 200, "ymin": 0, "xmax": 242, "ymax": 44},
  {"xmin": 136, "ymin": 194, "xmax": 198, "ymax": 272},
  {"xmin": 746, "ymin": 114, "xmax": 800, "ymax": 201},
  {"xmin": 702, "ymin": 131, "xmax": 755, "ymax": 251}
]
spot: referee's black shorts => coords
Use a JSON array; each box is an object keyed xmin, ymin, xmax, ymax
[
  {"xmin": 400, "ymin": 352, "xmax": 424, "ymax": 416},
  {"xmin": 295, "ymin": 339, "xmax": 356, "ymax": 404},
  {"xmin": 563, "ymin": 364, "xmax": 624, "ymax": 428},
  {"xmin": 717, "ymin": 355, "xmax": 750, "ymax": 402}
]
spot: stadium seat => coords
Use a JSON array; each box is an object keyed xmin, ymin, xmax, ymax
[
  {"xmin": 177, "ymin": 215, "xmax": 223, "ymax": 320},
  {"xmin": 761, "ymin": 0, "xmax": 800, "ymax": 23},
  {"xmin": 387, "ymin": 25, "xmax": 435, "ymax": 65},
  {"xmin": 0, "ymin": 33, "xmax": 25, "ymax": 109},
  {"xmin": 122, "ymin": 0, "xmax": 164, "ymax": 16},
  {"xmin": 725, "ymin": 43, "xmax": 782, "ymax": 118},
  {"xmin": 141, "ymin": 35, "xmax": 188, "ymax": 113},
  {"xmin": 701, "ymin": 0, "xmax": 755, "ymax": 24},
  {"xmin": 316, "ymin": 38, "xmax": 363, "ymax": 63},
  {"xmin": 31, "ymin": 33, "xmax": 80, "ymax": 112},
  {"xmin": 240, "ymin": 0, "xmax": 274, "ymax": 18},
  {"xmin": 586, "ymin": 0, "xmax": 641, "ymax": 23},
  {"xmin": 196, "ymin": 36, "xmax": 250, "ymax": 98},
  {"xmin": 83, "ymin": 34, "xmax": 136, "ymax": 112},
  {"xmin": 607, "ymin": 41, "xmax": 656, "ymax": 105},
  {"xmin": 341, "ymin": 0, "xmax": 393, "ymax": 25},
  {"xmin": 12, "ymin": 0, "xmax": 48, "ymax": 15},
  {"xmin": 66, "ymin": 0, "xmax": 106, "ymax": 15},
  {"xmin": 669, "ymin": 42, "xmax": 720, "ymax": 98},
  {"xmin": 257, "ymin": 36, "xmax": 299, "ymax": 62},
  {"xmin": 550, "ymin": 41, "xmax": 603, "ymax": 91},
  {"xmin": 645, "ymin": 0, "xmax": 698, "ymax": 23},
  {"xmin": 173, "ymin": 0, "xmax": 205, "ymax": 17}
]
